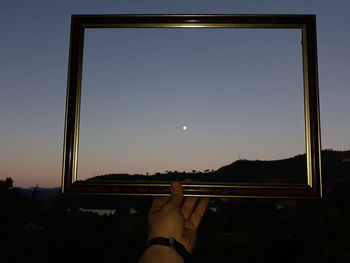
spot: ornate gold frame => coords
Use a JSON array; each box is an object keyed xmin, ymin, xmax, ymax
[{"xmin": 62, "ymin": 14, "xmax": 322, "ymax": 198}]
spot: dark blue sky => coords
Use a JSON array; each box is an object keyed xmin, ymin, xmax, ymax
[
  {"xmin": 0, "ymin": 0, "xmax": 349, "ymax": 187},
  {"xmin": 78, "ymin": 28, "xmax": 304, "ymax": 178}
]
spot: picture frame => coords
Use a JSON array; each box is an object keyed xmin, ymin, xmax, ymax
[{"xmin": 62, "ymin": 14, "xmax": 322, "ymax": 198}]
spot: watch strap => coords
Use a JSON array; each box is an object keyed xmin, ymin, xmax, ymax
[{"xmin": 146, "ymin": 237, "xmax": 191, "ymax": 262}]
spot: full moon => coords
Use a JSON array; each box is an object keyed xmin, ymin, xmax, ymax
[{"xmin": 182, "ymin": 125, "xmax": 188, "ymax": 131}]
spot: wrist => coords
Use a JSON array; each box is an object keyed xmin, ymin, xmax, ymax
[
  {"xmin": 145, "ymin": 237, "xmax": 191, "ymax": 262},
  {"xmin": 141, "ymin": 245, "xmax": 184, "ymax": 263}
]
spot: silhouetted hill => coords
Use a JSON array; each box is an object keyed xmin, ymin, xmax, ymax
[
  {"xmin": 86, "ymin": 150, "xmax": 350, "ymax": 188},
  {"xmin": 214, "ymin": 154, "xmax": 307, "ymax": 183},
  {"xmin": 321, "ymin": 149, "xmax": 350, "ymax": 201}
]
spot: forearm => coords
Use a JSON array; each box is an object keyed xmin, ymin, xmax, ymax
[{"xmin": 138, "ymin": 245, "xmax": 184, "ymax": 263}]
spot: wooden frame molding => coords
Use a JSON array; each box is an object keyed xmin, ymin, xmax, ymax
[{"xmin": 62, "ymin": 14, "xmax": 322, "ymax": 198}]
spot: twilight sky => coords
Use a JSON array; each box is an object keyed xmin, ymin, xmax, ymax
[{"xmin": 1, "ymin": 0, "xmax": 349, "ymax": 187}]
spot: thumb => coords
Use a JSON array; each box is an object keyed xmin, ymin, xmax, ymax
[{"xmin": 168, "ymin": 181, "xmax": 183, "ymax": 207}]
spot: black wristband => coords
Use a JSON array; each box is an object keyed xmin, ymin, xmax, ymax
[{"xmin": 145, "ymin": 237, "xmax": 191, "ymax": 262}]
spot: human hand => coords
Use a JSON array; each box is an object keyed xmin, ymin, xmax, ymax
[{"xmin": 147, "ymin": 181, "xmax": 209, "ymax": 253}]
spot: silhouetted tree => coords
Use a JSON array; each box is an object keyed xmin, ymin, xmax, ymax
[{"xmin": 5, "ymin": 177, "xmax": 13, "ymax": 188}]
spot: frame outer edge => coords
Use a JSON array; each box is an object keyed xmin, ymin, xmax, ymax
[{"xmin": 62, "ymin": 14, "xmax": 323, "ymax": 198}]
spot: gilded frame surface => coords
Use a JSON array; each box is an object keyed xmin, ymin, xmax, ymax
[{"xmin": 62, "ymin": 14, "xmax": 322, "ymax": 198}]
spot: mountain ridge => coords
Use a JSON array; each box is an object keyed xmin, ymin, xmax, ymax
[{"xmin": 86, "ymin": 149, "xmax": 350, "ymax": 185}]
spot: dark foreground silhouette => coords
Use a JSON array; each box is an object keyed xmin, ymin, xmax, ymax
[
  {"xmin": 87, "ymin": 149, "xmax": 350, "ymax": 186},
  {"xmin": 87, "ymin": 152, "xmax": 310, "ymax": 184},
  {"xmin": 1, "ymin": 149, "xmax": 350, "ymax": 263}
]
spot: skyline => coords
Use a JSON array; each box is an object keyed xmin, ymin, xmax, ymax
[{"xmin": 1, "ymin": 0, "xmax": 350, "ymax": 187}]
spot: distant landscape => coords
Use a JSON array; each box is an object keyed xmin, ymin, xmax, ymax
[{"xmin": 86, "ymin": 149, "xmax": 350, "ymax": 187}]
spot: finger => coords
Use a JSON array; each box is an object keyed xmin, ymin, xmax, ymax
[
  {"xmin": 181, "ymin": 196, "xmax": 198, "ymax": 220},
  {"xmin": 188, "ymin": 198, "xmax": 210, "ymax": 229},
  {"xmin": 167, "ymin": 181, "xmax": 183, "ymax": 207},
  {"xmin": 181, "ymin": 178, "xmax": 197, "ymax": 219},
  {"xmin": 150, "ymin": 196, "xmax": 169, "ymax": 213}
]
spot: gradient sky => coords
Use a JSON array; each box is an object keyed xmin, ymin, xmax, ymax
[
  {"xmin": 78, "ymin": 28, "xmax": 304, "ymax": 179},
  {"xmin": 1, "ymin": 0, "xmax": 349, "ymax": 187}
]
